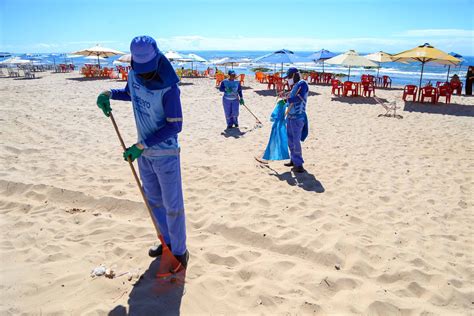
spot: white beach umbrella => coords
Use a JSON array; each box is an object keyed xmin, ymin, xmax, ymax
[
  {"xmin": 364, "ymin": 51, "xmax": 394, "ymax": 77},
  {"xmin": 325, "ymin": 50, "xmax": 378, "ymax": 80},
  {"xmin": 117, "ymin": 53, "xmax": 131, "ymax": 63},
  {"xmin": 71, "ymin": 45, "xmax": 125, "ymax": 68},
  {"xmin": 164, "ymin": 50, "xmax": 187, "ymax": 61}
]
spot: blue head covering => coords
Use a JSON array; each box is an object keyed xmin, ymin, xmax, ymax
[
  {"xmin": 283, "ymin": 67, "xmax": 298, "ymax": 78},
  {"xmin": 228, "ymin": 70, "xmax": 236, "ymax": 76},
  {"xmin": 130, "ymin": 35, "xmax": 179, "ymax": 89}
]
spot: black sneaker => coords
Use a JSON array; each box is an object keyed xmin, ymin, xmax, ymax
[
  {"xmin": 284, "ymin": 160, "xmax": 294, "ymax": 167},
  {"xmin": 174, "ymin": 250, "xmax": 189, "ymax": 269},
  {"xmin": 234, "ymin": 123, "xmax": 239, "ymax": 128},
  {"xmin": 148, "ymin": 244, "xmax": 172, "ymax": 258},
  {"xmin": 292, "ymin": 166, "xmax": 306, "ymax": 173}
]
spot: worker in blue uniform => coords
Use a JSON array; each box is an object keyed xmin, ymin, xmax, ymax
[
  {"xmin": 96, "ymin": 36, "xmax": 188, "ymax": 268},
  {"xmin": 219, "ymin": 70, "xmax": 244, "ymax": 129},
  {"xmin": 282, "ymin": 67, "xmax": 309, "ymax": 173}
]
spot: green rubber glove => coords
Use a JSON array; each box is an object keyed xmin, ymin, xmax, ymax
[
  {"xmin": 225, "ymin": 87, "xmax": 233, "ymax": 94},
  {"xmin": 239, "ymin": 99, "xmax": 245, "ymax": 105},
  {"xmin": 97, "ymin": 92, "xmax": 112, "ymax": 117},
  {"xmin": 123, "ymin": 144, "xmax": 144, "ymax": 162}
]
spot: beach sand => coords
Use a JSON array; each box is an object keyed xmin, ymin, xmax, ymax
[{"xmin": 0, "ymin": 72, "xmax": 473, "ymax": 315}]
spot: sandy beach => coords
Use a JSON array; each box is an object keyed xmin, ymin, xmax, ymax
[{"xmin": 0, "ymin": 72, "xmax": 473, "ymax": 315}]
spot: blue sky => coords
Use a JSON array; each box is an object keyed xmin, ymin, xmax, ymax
[{"xmin": 1, "ymin": 0, "xmax": 473, "ymax": 55}]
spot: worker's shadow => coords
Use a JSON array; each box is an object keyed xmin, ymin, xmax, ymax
[
  {"xmin": 108, "ymin": 258, "xmax": 186, "ymax": 316},
  {"xmin": 221, "ymin": 127, "xmax": 246, "ymax": 138},
  {"xmin": 260, "ymin": 164, "xmax": 325, "ymax": 193}
]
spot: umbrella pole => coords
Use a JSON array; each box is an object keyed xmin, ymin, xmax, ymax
[
  {"xmin": 322, "ymin": 61, "xmax": 325, "ymax": 74},
  {"xmin": 347, "ymin": 66, "xmax": 351, "ymax": 81},
  {"xmin": 281, "ymin": 62, "xmax": 283, "ymax": 74},
  {"xmin": 446, "ymin": 65, "xmax": 451, "ymax": 82},
  {"xmin": 97, "ymin": 55, "xmax": 101, "ymax": 69},
  {"xmin": 418, "ymin": 61, "xmax": 425, "ymax": 101}
]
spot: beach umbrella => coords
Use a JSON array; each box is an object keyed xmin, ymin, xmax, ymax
[
  {"xmin": 214, "ymin": 57, "xmax": 249, "ymax": 70},
  {"xmin": 307, "ymin": 49, "xmax": 336, "ymax": 73},
  {"xmin": 184, "ymin": 53, "xmax": 207, "ymax": 72},
  {"xmin": 325, "ymin": 50, "xmax": 378, "ymax": 80},
  {"xmin": 391, "ymin": 43, "xmax": 461, "ymax": 97},
  {"xmin": 446, "ymin": 52, "xmax": 463, "ymax": 81},
  {"xmin": 364, "ymin": 51, "xmax": 393, "ymax": 78},
  {"xmin": 70, "ymin": 45, "xmax": 125, "ymax": 69},
  {"xmin": 254, "ymin": 49, "xmax": 306, "ymax": 73},
  {"xmin": 164, "ymin": 50, "xmax": 187, "ymax": 61},
  {"xmin": 117, "ymin": 53, "xmax": 131, "ymax": 63}
]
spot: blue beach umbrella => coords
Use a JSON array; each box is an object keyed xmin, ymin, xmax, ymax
[
  {"xmin": 254, "ymin": 49, "xmax": 306, "ymax": 73},
  {"xmin": 306, "ymin": 49, "xmax": 336, "ymax": 73},
  {"xmin": 446, "ymin": 52, "xmax": 463, "ymax": 81}
]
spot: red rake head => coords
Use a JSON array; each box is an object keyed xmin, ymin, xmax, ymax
[{"xmin": 156, "ymin": 243, "xmax": 185, "ymax": 278}]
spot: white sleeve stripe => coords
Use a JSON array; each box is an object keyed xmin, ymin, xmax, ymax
[{"xmin": 166, "ymin": 117, "xmax": 183, "ymax": 122}]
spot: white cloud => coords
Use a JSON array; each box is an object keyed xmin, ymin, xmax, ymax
[{"xmin": 397, "ymin": 29, "xmax": 474, "ymax": 38}]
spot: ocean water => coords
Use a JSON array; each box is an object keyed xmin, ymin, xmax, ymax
[{"xmin": 2, "ymin": 51, "xmax": 472, "ymax": 87}]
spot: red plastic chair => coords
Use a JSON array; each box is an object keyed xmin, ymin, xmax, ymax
[
  {"xmin": 437, "ymin": 85, "xmax": 452, "ymax": 104},
  {"xmin": 331, "ymin": 79, "xmax": 343, "ymax": 96},
  {"xmin": 343, "ymin": 81, "xmax": 357, "ymax": 96},
  {"xmin": 267, "ymin": 75, "xmax": 275, "ymax": 89},
  {"xmin": 402, "ymin": 85, "xmax": 418, "ymax": 102},
  {"xmin": 436, "ymin": 81, "xmax": 449, "ymax": 88},
  {"xmin": 361, "ymin": 82, "xmax": 376, "ymax": 97},
  {"xmin": 382, "ymin": 76, "xmax": 392, "ymax": 88},
  {"xmin": 323, "ymin": 73, "xmax": 333, "ymax": 83},
  {"xmin": 238, "ymin": 74, "xmax": 245, "ymax": 86},
  {"xmin": 309, "ymin": 72, "xmax": 320, "ymax": 84},
  {"xmin": 420, "ymin": 86, "xmax": 437, "ymax": 104},
  {"xmin": 450, "ymin": 81, "xmax": 463, "ymax": 95}
]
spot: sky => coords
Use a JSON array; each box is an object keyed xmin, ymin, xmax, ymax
[{"xmin": 0, "ymin": 0, "xmax": 473, "ymax": 55}]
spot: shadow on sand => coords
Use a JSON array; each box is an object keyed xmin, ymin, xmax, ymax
[
  {"xmin": 66, "ymin": 77, "xmax": 115, "ymax": 82},
  {"xmin": 108, "ymin": 258, "xmax": 186, "ymax": 316},
  {"xmin": 258, "ymin": 163, "xmax": 325, "ymax": 193},
  {"xmin": 403, "ymin": 101, "xmax": 474, "ymax": 117},
  {"xmin": 330, "ymin": 96, "xmax": 388, "ymax": 105},
  {"xmin": 254, "ymin": 89, "xmax": 319, "ymax": 97}
]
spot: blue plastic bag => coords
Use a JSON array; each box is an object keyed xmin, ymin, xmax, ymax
[{"xmin": 262, "ymin": 100, "xmax": 290, "ymax": 160}]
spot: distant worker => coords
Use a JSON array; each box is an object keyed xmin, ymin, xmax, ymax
[
  {"xmin": 466, "ymin": 66, "xmax": 473, "ymax": 95},
  {"xmin": 219, "ymin": 70, "xmax": 244, "ymax": 129},
  {"xmin": 282, "ymin": 67, "xmax": 309, "ymax": 173}
]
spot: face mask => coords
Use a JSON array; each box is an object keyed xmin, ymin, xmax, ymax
[
  {"xmin": 287, "ymin": 78, "xmax": 294, "ymax": 86},
  {"xmin": 138, "ymin": 70, "xmax": 157, "ymax": 81}
]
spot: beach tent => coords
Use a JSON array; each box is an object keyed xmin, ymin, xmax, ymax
[
  {"xmin": 364, "ymin": 51, "xmax": 393, "ymax": 78},
  {"xmin": 254, "ymin": 49, "xmax": 306, "ymax": 73},
  {"xmin": 70, "ymin": 45, "xmax": 125, "ymax": 69},
  {"xmin": 391, "ymin": 43, "xmax": 461, "ymax": 97},
  {"xmin": 307, "ymin": 49, "xmax": 336, "ymax": 73},
  {"xmin": 325, "ymin": 50, "xmax": 378, "ymax": 80}
]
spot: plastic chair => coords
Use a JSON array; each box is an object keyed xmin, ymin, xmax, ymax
[
  {"xmin": 239, "ymin": 74, "xmax": 245, "ymax": 86},
  {"xmin": 267, "ymin": 75, "xmax": 275, "ymax": 90},
  {"xmin": 436, "ymin": 81, "xmax": 449, "ymax": 88},
  {"xmin": 402, "ymin": 85, "xmax": 417, "ymax": 102},
  {"xmin": 362, "ymin": 82, "xmax": 376, "ymax": 97},
  {"xmin": 309, "ymin": 72, "xmax": 320, "ymax": 84},
  {"xmin": 382, "ymin": 76, "xmax": 392, "ymax": 88},
  {"xmin": 331, "ymin": 79, "xmax": 343, "ymax": 96},
  {"xmin": 437, "ymin": 85, "xmax": 452, "ymax": 104},
  {"xmin": 420, "ymin": 86, "xmax": 437, "ymax": 104},
  {"xmin": 343, "ymin": 81, "xmax": 357, "ymax": 96},
  {"xmin": 215, "ymin": 73, "xmax": 225, "ymax": 87},
  {"xmin": 450, "ymin": 81, "xmax": 463, "ymax": 95}
]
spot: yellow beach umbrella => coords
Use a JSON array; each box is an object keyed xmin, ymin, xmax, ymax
[
  {"xmin": 391, "ymin": 43, "xmax": 461, "ymax": 96},
  {"xmin": 71, "ymin": 45, "xmax": 125, "ymax": 69}
]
